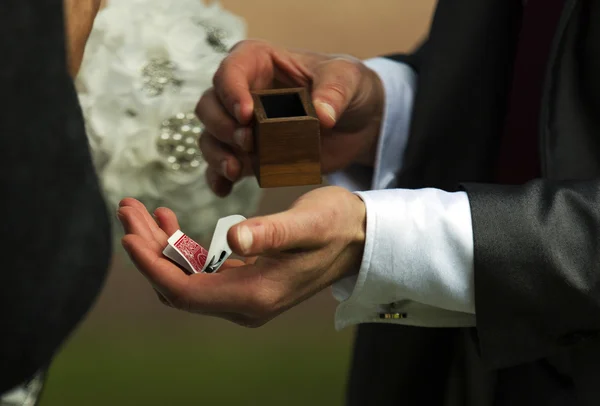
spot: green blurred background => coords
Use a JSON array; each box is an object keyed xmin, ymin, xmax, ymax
[{"xmin": 39, "ymin": 1, "xmax": 434, "ymax": 405}]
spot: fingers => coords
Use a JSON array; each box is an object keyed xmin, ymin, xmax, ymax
[
  {"xmin": 123, "ymin": 226, "xmax": 290, "ymax": 327},
  {"xmin": 198, "ymin": 132, "xmax": 243, "ymax": 182},
  {"xmin": 196, "ymin": 89, "xmax": 257, "ymax": 197},
  {"xmin": 119, "ymin": 198, "xmax": 166, "ymax": 244},
  {"xmin": 121, "ymin": 234, "xmax": 190, "ymax": 303},
  {"xmin": 210, "ymin": 40, "xmax": 314, "ymax": 125},
  {"xmin": 227, "ymin": 209, "xmax": 328, "ymax": 257},
  {"xmin": 218, "ymin": 258, "xmax": 247, "ymax": 269},
  {"xmin": 124, "ymin": 234, "xmax": 257, "ymax": 316},
  {"xmin": 196, "ymin": 40, "xmax": 324, "ymax": 200},
  {"xmin": 212, "ymin": 40, "xmax": 277, "ymax": 124},
  {"xmin": 121, "ymin": 213, "xmax": 252, "ymax": 313},
  {"xmin": 311, "ymin": 57, "xmax": 363, "ymax": 128},
  {"xmin": 117, "ymin": 206, "xmax": 156, "ymax": 244},
  {"xmin": 153, "ymin": 207, "xmax": 180, "ymax": 237},
  {"xmin": 204, "ymin": 41, "xmax": 363, "ymax": 134},
  {"xmin": 205, "ymin": 166, "xmax": 233, "ymax": 197},
  {"xmin": 118, "ymin": 198, "xmax": 184, "ymax": 246},
  {"xmin": 195, "ymin": 88, "xmax": 253, "ymax": 152},
  {"xmin": 212, "ymin": 57, "xmax": 255, "ymax": 126}
]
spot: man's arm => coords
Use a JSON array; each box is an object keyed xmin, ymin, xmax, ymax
[
  {"xmin": 333, "ymin": 42, "xmax": 600, "ymax": 368},
  {"xmin": 327, "ymin": 57, "xmax": 417, "ymax": 192},
  {"xmin": 330, "ymin": 40, "xmax": 477, "ymax": 329},
  {"xmin": 0, "ymin": 0, "xmax": 110, "ymax": 394},
  {"xmin": 462, "ymin": 180, "xmax": 600, "ymax": 368}
]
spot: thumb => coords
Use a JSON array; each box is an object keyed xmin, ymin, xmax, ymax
[
  {"xmin": 311, "ymin": 57, "xmax": 363, "ymax": 128},
  {"xmin": 227, "ymin": 210, "xmax": 324, "ymax": 256}
]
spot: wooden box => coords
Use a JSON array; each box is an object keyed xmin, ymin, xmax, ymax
[{"xmin": 250, "ymin": 88, "xmax": 322, "ymax": 188}]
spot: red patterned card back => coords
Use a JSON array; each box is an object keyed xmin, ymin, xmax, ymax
[{"xmin": 173, "ymin": 233, "xmax": 208, "ymax": 273}]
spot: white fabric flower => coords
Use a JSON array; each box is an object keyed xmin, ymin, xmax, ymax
[{"xmin": 77, "ymin": 0, "xmax": 260, "ymax": 241}]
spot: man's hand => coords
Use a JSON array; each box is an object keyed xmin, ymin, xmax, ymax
[
  {"xmin": 117, "ymin": 186, "xmax": 366, "ymax": 327},
  {"xmin": 196, "ymin": 40, "xmax": 385, "ymax": 197},
  {"xmin": 63, "ymin": 0, "xmax": 102, "ymax": 77}
]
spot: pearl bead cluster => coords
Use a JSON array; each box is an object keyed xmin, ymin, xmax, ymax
[{"xmin": 156, "ymin": 112, "xmax": 203, "ymax": 172}]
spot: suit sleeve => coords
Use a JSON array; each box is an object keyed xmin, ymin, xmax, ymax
[
  {"xmin": 0, "ymin": 0, "xmax": 111, "ymax": 393},
  {"xmin": 462, "ymin": 179, "xmax": 600, "ymax": 368}
]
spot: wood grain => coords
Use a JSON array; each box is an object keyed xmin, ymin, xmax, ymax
[{"xmin": 251, "ymin": 88, "xmax": 322, "ymax": 188}]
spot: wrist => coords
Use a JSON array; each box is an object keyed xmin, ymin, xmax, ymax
[
  {"xmin": 342, "ymin": 192, "xmax": 367, "ymax": 278},
  {"xmin": 349, "ymin": 192, "xmax": 367, "ymax": 246}
]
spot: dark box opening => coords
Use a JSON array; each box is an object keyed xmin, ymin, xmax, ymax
[{"xmin": 260, "ymin": 93, "xmax": 306, "ymax": 118}]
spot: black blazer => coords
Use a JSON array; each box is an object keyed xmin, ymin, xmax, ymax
[
  {"xmin": 347, "ymin": 0, "xmax": 600, "ymax": 405},
  {"xmin": 0, "ymin": 0, "xmax": 111, "ymax": 393}
]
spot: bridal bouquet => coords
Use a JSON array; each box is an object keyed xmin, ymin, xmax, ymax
[{"xmin": 77, "ymin": 0, "xmax": 262, "ymax": 241}]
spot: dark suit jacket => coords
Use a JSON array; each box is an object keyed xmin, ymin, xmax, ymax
[
  {"xmin": 0, "ymin": 0, "xmax": 111, "ymax": 394},
  {"xmin": 347, "ymin": 0, "xmax": 600, "ymax": 405}
]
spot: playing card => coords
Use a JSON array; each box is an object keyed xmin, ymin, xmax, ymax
[
  {"xmin": 162, "ymin": 214, "xmax": 246, "ymax": 274},
  {"xmin": 202, "ymin": 215, "xmax": 246, "ymax": 273},
  {"xmin": 163, "ymin": 230, "xmax": 209, "ymax": 274},
  {"xmin": 162, "ymin": 242, "xmax": 195, "ymax": 274}
]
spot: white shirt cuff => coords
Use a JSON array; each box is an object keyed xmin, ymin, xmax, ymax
[
  {"xmin": 332, "ymin": 188, "xmax": 476, "ymax": 329},
  {"xmin": 327, "ymin": 58, "xmax": 476, "ymax": 330},
  {"xmin": 327, "ymin": 57, "xmax": 417, "ymax": 191}
]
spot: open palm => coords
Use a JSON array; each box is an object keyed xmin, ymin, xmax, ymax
[
  {"xmin": 117, "ymin": 198, "xmax": 257, "ymax": 323},
  {"xmin": 117, "ymin": 186, "xmax": 365, "ymax": 328}
]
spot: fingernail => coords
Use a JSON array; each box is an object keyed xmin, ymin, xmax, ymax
[
  {"xmin": 237, "ymin": 226, "xmax": 253, "ymax": 254},
  {"xmin": 221, "ymin": 160, "xmax": 229, "ymax": 179},
  {"xmin": 315, "ymin": 101, "xmax": 336, "ymax": 123},
  {"xmin": 233, "ymin": 103, "xmax": 242, "ymax": 122},
  {"xmin": 234, "ymin": 128, "xmax": 246, "ymax": 149}
]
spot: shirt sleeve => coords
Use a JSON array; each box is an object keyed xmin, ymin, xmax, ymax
[
  {"xmin": 328, "ymin": 58, "xmax": 477, "ymax": 329},
  {"xmin": 332, "ymin": 189, "xmax": 476, "ymax": 330},
  {"xmin": 327, "ymin": 57, "xmax": 416, "ymax": 191}
]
